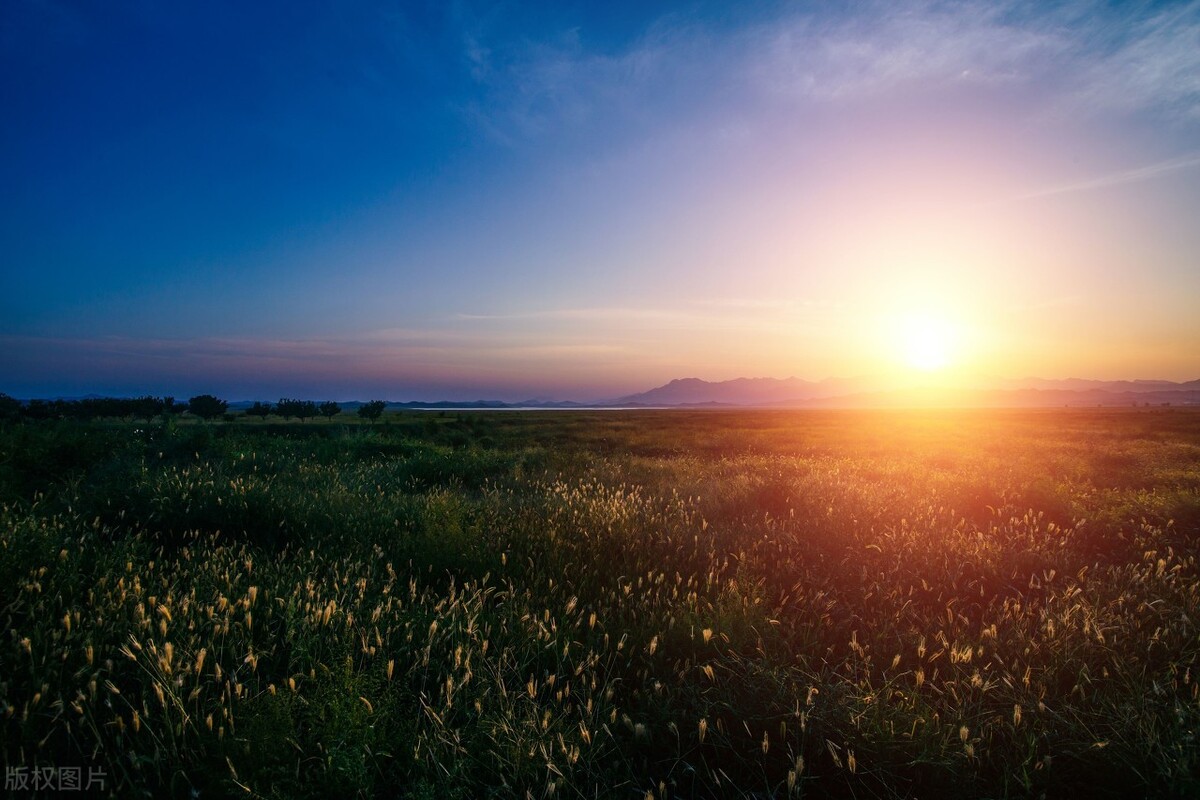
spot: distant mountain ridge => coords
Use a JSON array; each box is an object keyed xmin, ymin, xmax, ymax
[
  {"xmin": 614, "ymin": 376, "xmax": 1200, "ymax": 408},
  {"xmin": 997, "ymin": 378, "xmax": 1200, "ymax": 393},
  {"xmin": 23, "ymin": 377, "xmax": 1200, "ymax": 410},
  {"xmin": 611, "ymin": 377, "xmax": 871, "ymax": 406}
]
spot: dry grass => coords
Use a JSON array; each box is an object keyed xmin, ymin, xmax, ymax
[{"xmin": 1, "ymin": 409, "xmax": 1198, "ymax": 797}]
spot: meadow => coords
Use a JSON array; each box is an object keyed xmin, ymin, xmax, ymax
[{"xmin": 1, "ymin": 409, "xmax": 1198, "ymax": 798}]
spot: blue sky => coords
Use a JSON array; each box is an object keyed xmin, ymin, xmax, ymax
[{"xmin": 2, "ymin": 1, "xmax": 1198, "ymax": 400}]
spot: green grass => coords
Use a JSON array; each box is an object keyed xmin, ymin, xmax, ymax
[{"xmin": 1, "ymin": 409, "xmax": 1198, "ymax": 797}]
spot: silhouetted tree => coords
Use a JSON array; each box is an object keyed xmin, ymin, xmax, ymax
[
  {"xmin": 23, "ymin": 399, "xmax": 52, "ymax": 420},
  {"xmin": 295, "ymin": 400, "xmax": 318, "ymax": 422},
  {"xmin": 132, "ymin": 395, "xmax": 164, "ymax": 421},
  {"xmin": 319, "ymin": 401, "xmax": 341, "ymax": 420},
  {"xmin": 0, "ymin": 393, "xmax": 21, "ymax": 421},
  {"xmin": 357, "ymin": 400, "xmax": 386, "ymax": 422},
  {"xmin": 29, "ymin": 399, "xmax": 73, "ymax": 419},
  {"xmin": 276, "ymin": 398, "xmax": 318, "ymax": 421},
  {"xmin": 65, "ymin": 396, "xmax": 176, "ymax": 420},
  {"xmin": 75, "ymin": 398, "xmax": 109, "ymax": 419},
  {"xmin": 188, "ymin": 394, "xmax": 228, "ymax": 420},
  {"xmin": 245, "ymin": 401, "xmax": 272, "ymax": 419},
  {"xmin": 275, "ymin": 398, "xmax": 300, "ymax": 419}
]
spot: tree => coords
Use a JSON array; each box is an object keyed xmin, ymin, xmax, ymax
[
  {"xmin": 357, "ymin": 400, "xmax": 386, "ymax": 422},
  {"xmin": 319, "ymin": 401, "xmax": 341, "ymax": 420},
  {"xmin": 23, "ymin": 399, "xmax": 52, "ymax": 420},
  {"xmin": 131, "ymin": 395, "xmax": 164, "ymax": 421},
  {"xmin": 188, "ymin": 394, "xmax": 228, "ymax": 421},
  {"xmin": 276, "ymin": 398, "xmax": 318, "ymax": 421},
  {"xmin": 245, "ymin": 401, "xmax": 272, "ymax": 419},
  {"xmin": 295, "ymin": 400, "xmax": 318, "ymax": 422},
  {"xmin": 0, "ymin": 393, "xmax": 21, "ymax": 421}
]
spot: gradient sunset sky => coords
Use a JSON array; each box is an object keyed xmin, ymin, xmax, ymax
[{"xmin": 3, "ymin": 1, "xmax": 1198, "ymax": 401}]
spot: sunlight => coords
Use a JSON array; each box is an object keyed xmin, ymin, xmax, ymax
[{"xmin": 899, "ymin": 313, "xmax": 958, "ymax": 371}]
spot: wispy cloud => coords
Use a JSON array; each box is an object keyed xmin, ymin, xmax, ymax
[
  {"xmin": 457, "ymin": 19, "xmax": 714, "ymax": 143},
  {"xmin": 0, "ymin": 329, "xmax": 637, "ymax": 372},
  {"xmin": 0, "ymin": 330, "xmax": 663, "ymax": 399},
  {"xmin": 1066, "ymin": 1, "xmax": 1200, "ymax": 121},
  {"xmin": 745, "ymin": 1, "xmax": 1063, "ymax": 102},
  {"xmin": 746, "ymin": 0, "xmax": 1200, "ymax": 121},
  {"xmin": 453, "ymin": 307, "xmax": 697, "ymax": 323},
  {"xmin": 1016, "ymin": 152, "xmax": 1200, "ymax": 200},
  {"xmin": 447, "ymin": 13, "xmax": 708, "ymax": 144},
  {"xmin": 451, "ymin": 302, "xmax": 838, "ymax": 334},
  {"xmin": 690, "ymin": 297, "xmax": 842, "ymax": 312},
  {"xmin": 457, "ymin": 0, "xmax": 1200, "ymax": 147}
]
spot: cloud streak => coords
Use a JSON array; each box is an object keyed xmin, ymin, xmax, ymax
[
  {"xmin": 1066, "ymin": 0, "xmax": 1200, "ymax": 121},
  {"xmin": 0, "ymin": 331, "xmax": 648, "ymax": 400},
  {"xmin": 458, "ymin": 17, "xmax": 716, "ymax": 144},
  {"xmin": 460, "ymin": 0, "xmax": 1200, "ymax": 148},
  {"xmin": 454, "ymin": 307, "xmax": 697, "ymax": 323},
  {"xmin": 1016, "ymin": 152, "xmax": 1200, "ymax": 200},
  {"xmin": 745, "ymin": 1, "xmax": 1062, "ymax": 102},
  {"xmin": 745, "ymin": 0, "xmax": 1200, "ymax": 121}
]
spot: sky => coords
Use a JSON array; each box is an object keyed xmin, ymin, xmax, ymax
[{"xmin": 2, "ymin": 0, "xmax": 1198, "ymax": 401}]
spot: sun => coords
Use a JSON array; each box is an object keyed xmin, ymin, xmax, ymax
[{"xmin": 899, "ymin": 313, "xmax": 957, "ymax": 371}]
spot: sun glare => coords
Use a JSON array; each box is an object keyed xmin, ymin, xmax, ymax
[{"xmin": 899, "ymin": 314, "xmax": 957, "ymax": 371}]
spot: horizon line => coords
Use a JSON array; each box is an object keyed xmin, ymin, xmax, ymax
[{"xmin": 6, "ymin": 373, "xmax": 1199, "ymax": 407}]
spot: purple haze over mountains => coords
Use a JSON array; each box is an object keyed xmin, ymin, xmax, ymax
[{"xmin": 612, "ymin": 377, "xmax": 1200, "ymax": 408}]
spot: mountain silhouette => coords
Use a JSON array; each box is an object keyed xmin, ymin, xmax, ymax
[{"xmin": 613, "ymin": 376, "xmax": 1200, "ymax": 407}]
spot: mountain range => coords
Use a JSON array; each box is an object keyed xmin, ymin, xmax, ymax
[
  {"xmin": 611, "ymin": 376, "xmax": 1200, "ymax": 408},
  {"xmin": 611, "ymin": 377, "xmax": 871, "ymax": 406},
  {"xmin": 29, "ymin": 377, "xmax": 1200, "ymax": 409}
]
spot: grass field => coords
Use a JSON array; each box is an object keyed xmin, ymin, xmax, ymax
[{"xmin": 1, "ymin": 409, "xmax": 1198, "ymax": 798}]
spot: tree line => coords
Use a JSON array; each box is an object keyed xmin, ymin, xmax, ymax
[{"xmin": 0, "ymin": 394, "xmax": 389, "ymax": 422}]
